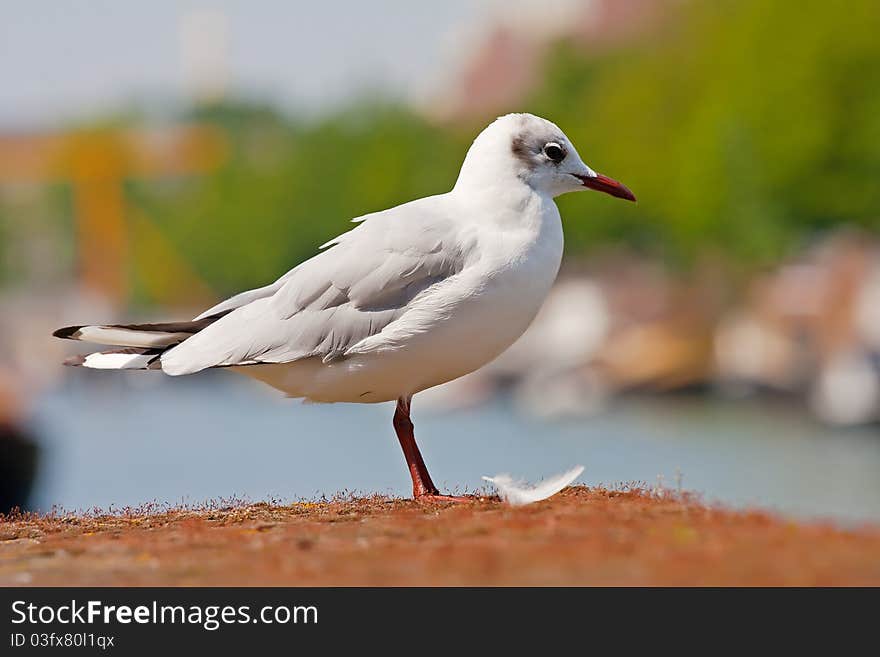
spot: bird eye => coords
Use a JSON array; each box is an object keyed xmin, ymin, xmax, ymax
[{"xmin": 543, "ymin": 142, "xmax": 566, "ymax": 163}]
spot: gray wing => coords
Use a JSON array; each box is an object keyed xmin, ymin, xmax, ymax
[
  {"xmin": 161, "ymin": 196, "xmax": 468, "ymax": 375},
  {"xmin": 191, "ymin": 276, "xmax": 294, "ymax": 322}
]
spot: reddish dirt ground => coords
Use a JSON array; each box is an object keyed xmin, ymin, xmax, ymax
[{"xmin": 1, "ymin": 487, "xmax": 879, "ymax": 586}]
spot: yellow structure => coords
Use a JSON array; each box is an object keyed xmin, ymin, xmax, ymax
[{"xmin": 0, "ymin": 125, "xmax": 227, "ymax": 305}]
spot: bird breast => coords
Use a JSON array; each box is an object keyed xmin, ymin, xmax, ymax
[{"xmin": 428, "ymin": 193, "xmax": 565, "ymax": 370}]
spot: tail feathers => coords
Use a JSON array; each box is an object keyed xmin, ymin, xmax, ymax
[
  {"xmin": 53, "ymin": 316, "xmax": 222, "ymax": 349},
  {"xmin": 66, "ymin": 347, "xmax": 163, "ymax": 370}
]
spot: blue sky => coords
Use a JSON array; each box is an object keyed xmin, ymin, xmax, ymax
[{"xmin": 0, "ymin": 0, "xmax": 581, "ymax": 128}]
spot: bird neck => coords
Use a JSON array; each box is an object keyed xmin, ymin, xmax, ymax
[
  {"xmin": 452, "ymin": 171, "xmax": 548, "ymax": 214},
  {"xmin": 449, "ymin": 179, "xmax": 556, "ymax": 239}
]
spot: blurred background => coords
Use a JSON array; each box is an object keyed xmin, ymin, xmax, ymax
[{"xmin": 2, "ymin": 0, "xmax": 880, "ymax": 522}]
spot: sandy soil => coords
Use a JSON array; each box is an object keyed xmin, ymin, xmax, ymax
[{"xmin": 2, "ymin": 487, "xmax": 879, "ymax": 586}]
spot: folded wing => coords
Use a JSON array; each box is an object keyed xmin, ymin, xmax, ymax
[{"xmin": 161, "ymin": 196, "xmax": 468, "ymax": 375}]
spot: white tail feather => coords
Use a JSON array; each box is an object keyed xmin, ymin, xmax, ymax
[
  {"xmin": 81, "ymin": 351, "xmax": 157, "ymax": 370},
  {"xmin": 75, "ymin": 326, "xmax": 191, "ymax": 348}
]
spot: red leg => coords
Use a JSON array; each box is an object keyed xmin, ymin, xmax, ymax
[{"xmin": 392, "ymin": 396, "xmax": 473, "ymax": 502}]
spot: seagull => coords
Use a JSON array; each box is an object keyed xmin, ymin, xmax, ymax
[{"xmin": 53, "ymin": 113, "xmax": 635, "ymax": 501}]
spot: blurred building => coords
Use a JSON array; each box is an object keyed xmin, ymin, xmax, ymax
[{"xmin": 432, "ymin": 0, "xmax": 671, "ymax": 120}]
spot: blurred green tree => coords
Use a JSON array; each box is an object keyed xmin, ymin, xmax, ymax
[
  {"xmin": 132, "ymin": 102, "xmax": 467, "ymax": 299},
  {"xmin": 109, "ymin": 0, "xmax": 880, "ymax": 300},
  {"xmin": 528, "ymin": 0, "xmax": 880, "ymax": 266}
]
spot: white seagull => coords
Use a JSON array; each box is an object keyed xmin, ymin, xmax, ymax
[{"xmin": 54, "ymin": 113, "xmax": 635, "ymax": 501}]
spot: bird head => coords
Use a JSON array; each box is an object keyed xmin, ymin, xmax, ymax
[{"xmin": 455, "ymin": 113, "xmax": 636, "ymax": 202}]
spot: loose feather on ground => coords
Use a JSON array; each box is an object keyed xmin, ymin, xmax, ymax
[{"xmin": 482, "ymin": 465, "xmax": 584, "ymax": 506}]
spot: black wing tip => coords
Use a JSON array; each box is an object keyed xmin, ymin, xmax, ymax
[{"xmin": 53, "ymin": 325, "xmax": 83, "ymax": 340}]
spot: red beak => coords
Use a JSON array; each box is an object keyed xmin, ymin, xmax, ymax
[{"xmin": 577, "ymin": 173, "xmax": 636, "ymax": 202}]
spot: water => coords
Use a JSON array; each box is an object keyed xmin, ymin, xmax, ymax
[{"xmin": 26, "ymin": 370, "xmax": 880, "ymax": 524}]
